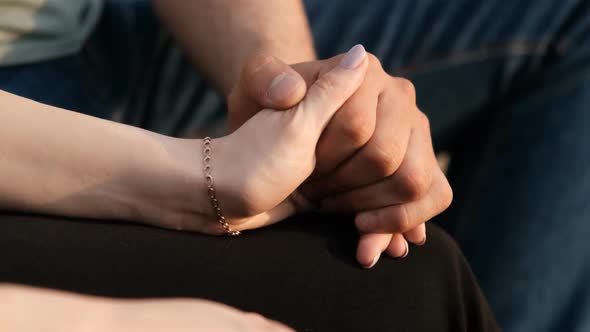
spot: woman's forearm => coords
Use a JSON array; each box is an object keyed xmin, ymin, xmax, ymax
[
  {"xmin": 0, "ymin": 90, "xmax": 209, "ymax": 227},
  {"xmin": 0, "ymin": 284, "xmax": 108, "ymax": 331},
  {"xmin": 0, "ymin": 284, "xmax": 294, "ymax": 331},
  {"xmin": 153, "ymin": 0, "xmax": 316, "ymax": 94}
]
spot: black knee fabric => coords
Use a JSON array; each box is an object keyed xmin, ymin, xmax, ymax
[{"xmin": 0, "ymin": 213, "xmax": 499, "ymax": 331}]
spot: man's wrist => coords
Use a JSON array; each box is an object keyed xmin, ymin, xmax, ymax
[{"xmin": 155, "ymin": 0, "xmax": 317, "ymax": 95}]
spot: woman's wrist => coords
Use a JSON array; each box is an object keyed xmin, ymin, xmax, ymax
[
  {"xmin": 137, "ymin": 134, "xmax": 247, "ymax": 234},
  {"xmin": 205, "ymin": 134, "xmax": 261, "ymax": 219},
  {"xmin": 128, "ymin": 135, "xmax": 216, "ymax": 231}
]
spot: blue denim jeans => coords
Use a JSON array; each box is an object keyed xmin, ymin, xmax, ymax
[{"xmin": 1, "ymin": 1, "xmax": 590, "ymax": 331}]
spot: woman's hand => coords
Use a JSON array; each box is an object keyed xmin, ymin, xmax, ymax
[{"xmin": 208, "ymin": 45, "xmax": 368, "ymax": 233}]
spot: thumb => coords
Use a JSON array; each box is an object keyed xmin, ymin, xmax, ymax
[
  {"xmin": 239, "ymin": 53, "xmax": 307, "ymax": 109},
  {"xmin": 297, "ymin": 44, "xmax": 368, "ymax": 133}
]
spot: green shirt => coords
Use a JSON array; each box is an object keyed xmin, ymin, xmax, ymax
[{"xmin": 0, "ymin": 0, "xmax": 102, "ymax": 66}]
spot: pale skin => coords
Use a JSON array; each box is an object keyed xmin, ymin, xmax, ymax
[
  {"xmin": 0, "ymin": 284, "xmax": 293, "ymax": 332},
  {"xmin": 0, "ymin": 45, "xmax": 368, "ymax": 330},
  {"xmin": 154, "ymin": 0, "xmax": 452, "ymax": 267}
]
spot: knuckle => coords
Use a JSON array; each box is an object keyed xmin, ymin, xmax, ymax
[
  {"xmin": 366, "ymin": 53, "xmax": 391, "ymax": 80},
  {"xmin": 398, "ymin": 168, "xmax": 431, "ymax": 201},
  {"xmin": 366, "ymin": 143, "xmax": 401, "ymax": 177},
  {"xmin": 440, "ymin": 177, "xmax": 454, "ymax": 210},
  {"xmin": 367, "ymin": 52, "xmax": 384, "ymax": 71},
  {"xmin": 416, "ymin": 110, "xmax": 431, "ymax": 130},
  {"xmin": 392, "ymin": 205, "xmax": 412, "ymax": 232},
  {"xmin": 243, "ymin": 53, "xmax": 275, "ymax": 77},
  {"xmin": 395, "ymin": 77, "xmax": 416, "ymax": 101},
  {"xmin": 335, "ymin": 108, "xmax": 375, "ymax": 146},
  {"xmin": 241, "ymin": 53, "xmax": 278, "ymax": 101},
  {"xmin": 313, "ymin": 76, "xmax": 340, "ymax": 100}
]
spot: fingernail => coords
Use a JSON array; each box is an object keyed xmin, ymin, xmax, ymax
[
  {"xmin": 365, "ymin": 253, "xmax": 380, "ymax": 269},
  {"xmin": 417, "ymin": 234, "xmax": 427, "ymax": 246},
  {"xmin": 268, "ymin": 72, "xmax": 300, "ymax": 103},
  {"xmin": 400, "ymin": 241, "xmax": 409, "ymax": 258},
  {"xmin": 339, "ymin": 44, "xmax": 366, "ymax": 69}
]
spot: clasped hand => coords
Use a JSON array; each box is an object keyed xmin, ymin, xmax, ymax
[{"xmin": 209, "ymin": 45, "xmax": 452, "ymax": 268}]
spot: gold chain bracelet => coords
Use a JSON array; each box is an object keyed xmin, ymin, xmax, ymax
[{"xmin": 203, "ymin": 137, "xmax": 241, "ymax": 236}]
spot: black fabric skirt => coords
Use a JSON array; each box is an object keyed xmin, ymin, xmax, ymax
[{"xmin": 0, "ymin": 213, "xmax": 499, "ymax": 331}]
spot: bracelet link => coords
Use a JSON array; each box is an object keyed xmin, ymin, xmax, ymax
[{"xmin": 203, "ymin": 137, "xmax": 241, "ymax": 236}]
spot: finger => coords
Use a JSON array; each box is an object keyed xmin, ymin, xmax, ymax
[
  {"xmin": 313, "ymin": 65, "xmax": 379, "ymax": 173},
  {"xmin": 404, "ymin": 223, "xmax": 426, "ymax": 245},
  {"xmin": 228, "ymin": 54, "xmax": 307, "ymax": 130},
  {"xmin": 320, "ymin": 113, "xmax": 436, "ymax": 212},
  {"xmin": 290, "ymin": 56, "xmax": 335, "ymax": 88},
  {"xmin": 240, "ymin": 53, "xmax": 307, "ymax": 109},
  {"xmin": 303, "ymin": 87, "xmax": 412, "ymax": 199},
  {"xmin": 356, "ymin": 232, "xmax": 391, "ymax": 268},
  {"xmin": 290, "ymin": 53, "xmax": 377, "ymax": 174},
  {"xmin": 198, "ymin": 199, "xmax": 297, "ymax": 235},
  {"xmin": 295, "ymin": 44, "xmax": 368, "ymax": 135},
  {"xmin": 354, "ymin": 168, "xmax": 453, "ymax": 234},
  {"xmin": 385, "ymin": 233, "xmax": 409, "ymax": 258},
  {"xmin": 230, "ymin": 199, "xmax": 297, "ymax": 232},
  {"xmin": 226, "ymin": 187, "xmax": 318, "ymax": 232}
]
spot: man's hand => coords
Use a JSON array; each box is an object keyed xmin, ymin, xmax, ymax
[{"xmin": 227, "ymin": 48, "xmax": 452, "ymax": 268}]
